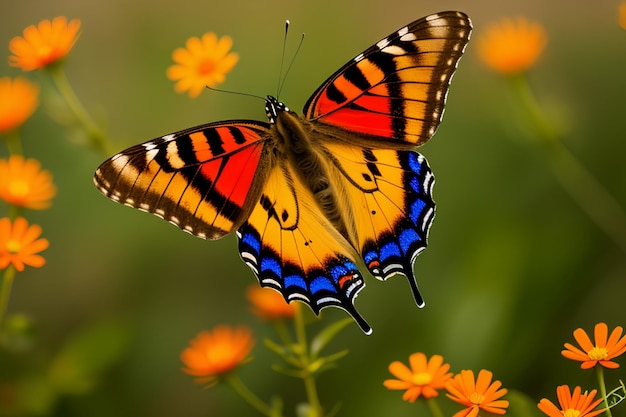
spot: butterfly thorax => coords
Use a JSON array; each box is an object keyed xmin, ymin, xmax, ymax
[{"xmin": 267, "ymin": 96, "xmax": 358, "ymax": 249}]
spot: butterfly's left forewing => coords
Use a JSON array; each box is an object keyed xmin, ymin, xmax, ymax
[{"xmin": 94, "ymin": 121, "xmax": 272, "ymax": 239}]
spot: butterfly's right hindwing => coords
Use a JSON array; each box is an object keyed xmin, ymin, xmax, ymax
[{"xmin": 94, "ymin": 121, "xmax": 272, "ymax": 240}]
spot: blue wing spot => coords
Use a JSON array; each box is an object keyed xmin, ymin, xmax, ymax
[
  {"xmin": 310, "ymin": 276, "xmax": 336, "ymax": 293},
  {"xmin": 410, "ymin": 198, "xmax": 427, "ymax": 223},
  {"xmin": 363, "ymin": 250, "xmax": 378, "ymax": 265},
  {"xmin": 260, "ymin": 257, "xmax": 282, "ymax": 276},
  {"xmin": 409, "ymin": 176, "xmax": 422, "ymax": 193},
  {"xmin": 328, "ymin": 261, "xmax": 358, "ymax": 281},
  {"xmin": 399, "ymin": 228, "xmax": 421, "ymax": 253},
  {"xmin": 380, "ymin": 241, "xmax": 402, "ymax": 261},
  {"xmin": 284, "ymin": 274, "xmax": 307, "ymax": 291},
  {"xmin": 407, "ymin": 152, "xmax": 424, "ymax": 174},
  {"xmin": 241, "ymin": 230, "xmax": 261, "ymax": 253}
]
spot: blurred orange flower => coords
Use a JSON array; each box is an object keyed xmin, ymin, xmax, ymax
[
  {"xmin": 181, "ymin": 325, "xmax": 254, "ymax": 385},
  {"xmin": 620, "ymin": 2, "xmax": 626, "ymax": 30},
  {"xmin": 383, "ymin": 352, "xmax": 452, "ymax": 402},
  {"xmin": 167, "ymin": 32, "xmax": 239, "ymax": 98},
  {"xmin": 477, "ymin": 17, "xmax": 547, "ymax": 75},
  {"xmin": 0, "ymin": 156, "xmax": 56, "ymax": 210},
  {"xmin": 246, "ymin": 285, "xmax": 297, "ymax": 320},
  {"xmin": 9, "ymin": 16, "xmax": 81, "ymax": 71},
  {"xmin": 446, "ymin": 369, "xmax": 509, "ymax": 417},
  {"xmin": 562, "ymin": 322, "xmax": 626, "ymax": 369},
  {"xmin": 538, "ymin": 385, "xmax": 605, "ymax": 417},
  {"xmin": 0, "ymin": 77, "xmax": 39, "ymax": 133},
  {"xmin": 0, "ymin": 217, "xmax": 49, "ymax": 272}
]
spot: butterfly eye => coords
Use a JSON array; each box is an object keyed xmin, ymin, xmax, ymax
[{"xmin": 265, "ymin": 95, "xmax": 289, "ymax": 123}]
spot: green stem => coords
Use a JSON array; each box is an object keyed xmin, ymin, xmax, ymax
[
  {"xmin": 425, "ymin": 397, "xmax": 445, "ymax": 417},
  {"xmin": 272, "ymin": 317, "xmax": 294, "ymax": 347},
  {"xmin": 294, "ymin": 306, "xmax": 323, "ymax": 417},
  {"xmin": 302, "ymin": 371, "xmax": 322, "ymax": 417},
  {"xmin": 596, "ymin": 367, "xmax": 613, "ymax": 417},
  {"xmin": 509, "ymin": 74, "xmax": 626, "ymax": 254},
  {"xmin": 0, "ymin": 266, "xmax": 16, "ymax": 331},
  {"xmin": 226, "ymin": 373, "xmax": 277, "ymax": 417},
  {"xmin": 3, "ymin": 130, "xmax": 24, "ymax": 156},
  {"xmin": 47, "ymin": 64, "xmax": 110, "ymax": 155}
]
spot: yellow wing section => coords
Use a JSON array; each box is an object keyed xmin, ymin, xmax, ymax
[
  {"xmin": 237, "ymin": 161, "xmax": 372, "ymax": 333},
  {"xmin": 323, "ymin": 143, "xmax": 436, "ymax": 306}
]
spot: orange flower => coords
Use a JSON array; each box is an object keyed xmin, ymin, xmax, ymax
[
  {"xmin": 446, "ymin": 369, "xmax": 509, "ymax": 417},
  {"xmin": 0, "ymin": 77, "xmax": 39, "ymax": 133},
  {"xmin": 0, "ymin": 156, "xmax": 56, "ymax": 210},
  {"xmin": 477, "ymin": 17, "xmax": 547, "ymax": 75},
  {"xmin": 181, "ymin": 325, "xmax": 254, "ymax": 385},
  {"xmin": 0, "ymin": 217, "xmax": 49, "ymax": 272},
  {"xmin": 9, "ymin": 16, "xmax": 81, "ymax": 71},
  {"xmin": 562, "ymin": 322, "xmax": 626, "ymax": 369},
  {"xmin": 538, "ymin": 385, "xmax": 605, "ymax": 417},
  {"xmin": 167, "ymin": 32, "xmax": 239, "ymax": 98},
  {"xmin": 383, "ymin": 353, "xmax": 452, "ymax": 402},
  {"xmin": 620, "ymin": 2, "xmax": 626, "ymax": 30},
  {"xmin": 246, "ymin": 285, "xmax": 297, "ymax": 320}
]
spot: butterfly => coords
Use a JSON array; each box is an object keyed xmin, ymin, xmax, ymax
[{"xmin": 94, "ymin": 11, "xmax": 472, "ymax": 334}]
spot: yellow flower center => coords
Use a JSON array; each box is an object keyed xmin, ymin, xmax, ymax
[
  {"xmin": 197, "ymin": 58, "xmax": 217, "ymax": 76},
  {"xmin": 469, "ymin": 392, "xmax": 485, "ymax": 405},
  {"xmin": 411, "ymin": 372, "xmax": 432, "ymax": 386},
  {"xmin": 9, "ymin": 180, "xmax": 30, "ymax": 198},
  {"xmin": 36, "ymin": 45, "xmax": 54, "ymax": 59},
  {"xmin": 6, "ymin": 239, "xmax": 22, "ymax": 254},
  {"xmin": 588, "ymin": 346, "xmax": 608, "ymax": 361},
  {"xmin": 563, "ymin": 408, "xmax": 581, "ymax": 417}
]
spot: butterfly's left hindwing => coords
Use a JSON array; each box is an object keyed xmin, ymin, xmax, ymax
[
  {"xmin": 94, "ymin": 121, "xmax": 272, "ymax": 240},
  {"xmin": 237, "ymin": 160, "xmax": 372, "ymax": 333}
]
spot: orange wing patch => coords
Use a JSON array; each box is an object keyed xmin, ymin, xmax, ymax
[{"xmin": 94, "ymin": 122, "xmax": 270, "ymax": 240}]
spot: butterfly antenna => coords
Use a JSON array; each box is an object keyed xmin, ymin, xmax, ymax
[
  {"xmin": 276, "ymin": 20, "xmax": 305, "ymax": 98},
  {"xmin": 276, "ymin": 19, "xmax": 290, "ymax": 97},
  {"xmin": 205, "ymin": 85, "xmax": 265, "ymax": 102}
]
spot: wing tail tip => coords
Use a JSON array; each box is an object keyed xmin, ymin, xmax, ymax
[{"xmin": 354, "ymin": 312, "xmax": 373, "ymax": 335}]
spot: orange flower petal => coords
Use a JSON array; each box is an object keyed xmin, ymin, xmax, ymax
[
  {"xmin": 9, "ymin": 16, "xmax": 81, "ymax": 71},
  {"xmin": 446, "ymin": 369, "xmax": 508, "ymax": 416},
  {"xmin": 477, "ymin": 16, "xmax": 547, "ymax": 75},
  {"xmin": 180, "ymin": 325, "xmax": 254, "ymax": 384},
  {"xmin": 0, "ymin": 156, "xmax": 56, "ymax": 209},
  {"xmin": 246, "ymin": 285, "xmax": 296, "ymax": 320},
  {"xmin": 563, "ymin": 323, "xmax": 626, "ymax": 369},
  {"xmin": 0, "ymin": 77, "xmax": 39, "ymax": 133},
  {"xmin": 166, "ymin": 32, "xmax": 239, "ymax": 98},
  {"xmin": 0, "ymin": 217, "xmax": 48, "ymax": 272},
  {"xmin": 538, "ymin": 385, "xmax": 605, "ymax": 417},
  {"xmin": 384, "ymin": 353, "xmax": 452, "ymax": 402}
]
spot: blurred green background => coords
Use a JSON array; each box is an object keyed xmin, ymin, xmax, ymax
[{"xmin": 1, "ymin": 0, "xmax": 625, "ymax": 416}]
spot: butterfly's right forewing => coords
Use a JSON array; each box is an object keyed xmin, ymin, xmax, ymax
[
  {"xmin": 94, "ymin": 121, "xmax": 272, "ymax": 240},
  {"xmin": 304, "ymin": 11, "xmax": 471, "ymax": 146}
]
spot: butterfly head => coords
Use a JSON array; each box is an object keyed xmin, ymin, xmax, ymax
[{"xmin": 265, "ymin": 95, "xmax": 289, "ymax": 124}]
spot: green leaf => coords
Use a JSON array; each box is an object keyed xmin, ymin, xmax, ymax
[
  {"xmin": 47, "ymin": 316, "xmax": 132, "ymax": 395},
  {"xmin": 505, "ymin": 389, "xmax": 543, "ymax": 417},
  {"xmin": 310, "ymin": 318, "xmax": 353, "ymax": 357}
]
